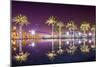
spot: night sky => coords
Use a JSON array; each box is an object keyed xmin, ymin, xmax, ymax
[{"xmin": 12, "ymin": 1, "xmax": 96, "ymax": 34}]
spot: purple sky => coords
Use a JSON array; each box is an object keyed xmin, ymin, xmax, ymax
[{"xmin": 12, "ymin": 1, "xmax": 96, "ymax": 34}]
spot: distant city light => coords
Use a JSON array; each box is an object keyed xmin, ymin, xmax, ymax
[
  {"xmin": 30, "ymin": 42, "xmax": 35, "ymax": 47},
  {"xmin": 66, "ymin": 41, "xmax": 69, "ymax": 44},
  {"xmin": 66, "ymin": 32, "xmax": 69, "ymax": 35},
  {"xmin": 78, "ymin": 32, "xmax": 82, "ymax": 36},
  {"xmin": 30, "ymin": 30, "xmax": 35, "ymax": 35},
  {"xmin": 88, "ymin": 40, "xmax": 92, "ymax": 43},
  {"xmin": 88, "ymin": 32, "xmax": 92, "ymax": 36},
  {"xmin": 13, "ymin": 26, "xmax": 16, "ymax": 30},
  {"xmin": 19, "ymin": 32, "xmax": 21, "ymax": 34},
  {"xmin": 78, "ymin": 40, "xmax": 82, "ymax": 44}
]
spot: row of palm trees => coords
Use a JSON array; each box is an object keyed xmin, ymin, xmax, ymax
[
  {"xmin": 46, "ymin": 16, "xmax": 95, "ymax": 38},
  {"xmin": 13, "ymin": 14, "xmax": 96, "ymax": 40},
  {"xmin": 46, "ymin": 16, "xmax": 95, "ymax": 60},
  {"xmin": 12, "ymin": 15, "xmax": 95, "ymax": 40}
]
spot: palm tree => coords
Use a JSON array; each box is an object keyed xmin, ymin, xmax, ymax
[
  {"xmin": 46, "ymin": 16, "xmax": 57, "ymax": 60},
  {"xmin": 80, "ymin": 21, "xmax": 90, "ymax": 38},
  {"xmin": 56, "ymin": 22, "xmax": 64, "ymax": 55},
  {"xmin": 91, "ymin": 25, "xmax": 96, "ymax": 38},
  {"xmin": 13, "ymin": 14, "xmax": 29, "ymax": 52},
  {"xmin": 66, "ymin": 20, "xmax": 77, "ymax": 38},
  {"xmin": 13, "ymin": 14, "xmax": 29, "ymax": 62},
  {"xmin": 56, "ymin": 22, "xmax": 64, "ymax": 38}
]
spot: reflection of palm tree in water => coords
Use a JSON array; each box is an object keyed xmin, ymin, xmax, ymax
[
  {"xmin": 80, "ymin": 38, "xmax": 90, "ymax": 53},
  {"xmin": 13, "ymin": 14, "xmax": 30, "ymax": 62},
  {"xmin": 66, "ymin": 39, "xmax": 77, "ymax": 54},
  {"xmin": 91, "ymin": 38, "xmax": 96, "ymax": 49}
]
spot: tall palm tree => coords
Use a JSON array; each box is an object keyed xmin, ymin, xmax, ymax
[
  {"xmin": 13, "ymin": 14, "xmax": 29, "ymax": 62},
  {"xmin": 13, "ymin": 14, "xmax": 29, "ymax": 52},
  {"xmin": 80, "ymin": 21, "xmax": 90, "ymax": 37},
  {"xmin": 56, "ymin": 22, "xmax": 64, "ymax": 39},
  {"xmin": 66, "ymin": 20, "xmax": 77, "ymax": 38},
  {"xmin": 91, "ymin": 25, "xmax": 96, "ymax": 38},
  {"xmin": 46, "ymin": 16, "xmax": 57, "ymax": 60},
  {"xmin": 56, "ymin": 22, "xmax": 64, "ymax": 54}
]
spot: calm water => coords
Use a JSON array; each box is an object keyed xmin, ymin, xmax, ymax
[{"xmin": 12, "ymin": 38, "xmax": 96, "ymax": 66}]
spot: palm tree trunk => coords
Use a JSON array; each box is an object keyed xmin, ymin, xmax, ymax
[
  {"xmin": 59, "ymin": 28, "xmax": 61, "ymax": 49},
  {"xmin": 52, "ymin": 24, "xmax": 54, "ymax": 52},
  {"xmin": 72, "ymin": 30, "xmax": 74, "ymax": 46},
  {"xmin": 84, "ymin": 31, "xmax": 86, "ymax": 38},
  {"xmin": 83, "ymin": 31, "xmax": 86, "ymax": 46},
  {"xmin": 19, "ymin": 25, "xmax": 22, "ymax": 52},
  {"xmin": 94, "ymin": 32, "xmax": 95, "ymax": 38}
]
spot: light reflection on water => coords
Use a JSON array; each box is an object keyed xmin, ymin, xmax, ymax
[{"xmin": 12, "ymin": 38, "xmax": 96, "ymax": 66}]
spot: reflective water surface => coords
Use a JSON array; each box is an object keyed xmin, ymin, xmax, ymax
[{"xmin": 12, "ymin": 38, "xmax": 96, "ymax": 66}]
